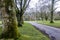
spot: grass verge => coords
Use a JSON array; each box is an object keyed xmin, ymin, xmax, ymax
[
  {"xmin": 37, "ymin": 20, "xmax": 60, "ymax": 28},
  {"xmin": 18, "ymin": 22, "xmax": 50, "ymax": 40}
]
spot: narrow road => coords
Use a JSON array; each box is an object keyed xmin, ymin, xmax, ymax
[{"xmin": 28, "ymin": 22, "xmax": 60, "ymax": 40}]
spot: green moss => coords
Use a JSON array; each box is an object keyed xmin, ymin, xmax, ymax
[{"xmin": 0, "ymin": 0, "xmax": 20, "ymax": 39}]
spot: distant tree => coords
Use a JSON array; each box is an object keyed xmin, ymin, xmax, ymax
[
  {"xmin": 50, "ymin": 0, "xmax": 54, "ymax": 23},
  {"xmin": 45, "ymin": 13, "xmax": 48, "ymax": 21},
  {"xmin": 50, "ymin": 0, "xmax": 60, "ymax": 23}
]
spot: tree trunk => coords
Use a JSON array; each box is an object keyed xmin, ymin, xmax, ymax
[
  {"xmin": 41, "ymin": 13, "xmax": 43, "ymax": 21},
  {"xmin": 45, "ymin": 13, "xmax": 48, "ymax": 21},
  {"xmin": 17, "ymin": 13, "xmax": 24, "ymax": 27},
  {"xmin": 16, "ymin": 8, "xmax": 24, "ymax": 27},
  {"xmin": 0, "ymin": 0, "xmax": 20, "ymax": 39},
  {"xmin": 50, "ymin": 0, "xmax": 54, "ymax": 23},
  {"xmin": 50, "ymin": 11, "xmax": 54, "ymax": 23}
]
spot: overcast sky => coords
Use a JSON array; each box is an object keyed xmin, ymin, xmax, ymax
[
  {"xmin": 29, "ymin": 0, "xmax": 60, "ymax": 12},
  {"xmin": 55, "ymin": 1, "xmax": 60, "ymax": 11},
  {"xmin": 29, "ymin": 0, "xmax": 39, "ymax": 8}
]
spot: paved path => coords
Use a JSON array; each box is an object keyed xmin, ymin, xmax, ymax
[{"xmin": 28, "ymin": 22, "xmax": 60, "ymax": 40}]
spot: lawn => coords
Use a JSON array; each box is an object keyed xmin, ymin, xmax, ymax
[
  {"xmin": 18, "ymin": 22, "xmax": 50, "ymax": 40},
  {"xmin": 37, "ymin": 20, "xmax": 60, "ymax": 28},
  {"xmin": 0, "ymin": 22, "xmax": 50, "ymax": 40}
]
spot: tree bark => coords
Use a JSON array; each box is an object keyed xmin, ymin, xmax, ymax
[
  {"xmin": 0, "ymin": 0, "xmax": 20, "ymax": 39},
  {"xmin": 17, "ymin": 12, "xmax": 24, "ymax": 27}
]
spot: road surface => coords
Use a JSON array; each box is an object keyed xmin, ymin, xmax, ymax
[{"xmin": 29, "ymin": 22, "xmax": 60, "ymax": 40}]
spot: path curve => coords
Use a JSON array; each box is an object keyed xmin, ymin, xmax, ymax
[{"xmin": 28, "ymin": 22, "xmax": 60, "ymax": 40}]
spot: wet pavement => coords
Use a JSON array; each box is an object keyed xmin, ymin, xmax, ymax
[{"xmin": 28, "ymin": 22, "xmax": 60, "ymax": 40}]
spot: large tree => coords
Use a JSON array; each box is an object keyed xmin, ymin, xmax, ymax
[
  {"xmin": 0, "ymin": 0, "xmax": 20, "ymax": 39},
  {"xmin": 15, "ymin": 0, "xmax": 31, "ymax": 27},
  {"xmin": 50, "ymin": 0, "xmax": 60, "ymax": 23}
]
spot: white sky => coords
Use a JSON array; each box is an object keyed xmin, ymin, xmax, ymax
[
  {"xmin": 29, "ymin": 0, "xmax": 60, "ymax": 11},
  {"xmin": 55, "ymin": 1, "xmax": 60, "ymax": 11},
  {"xmin": 29, "ymin": 0, "xmax": 39, "ymax": 8}
]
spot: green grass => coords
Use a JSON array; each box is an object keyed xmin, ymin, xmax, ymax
[
  {"xmin": 0, "ymin": 22, "xmax": 49, "ymax": 40},
  {"xmin": 37, "ymin": 20, "xmax": 60, "ymax": 28},
  {"xmin": 18, "ymin": 22, "xmax": 50, "ymax": 40}
]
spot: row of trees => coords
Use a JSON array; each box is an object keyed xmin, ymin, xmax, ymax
[
  {"xmin": 36, "ymin": 0, "xmax": 60, "ymax": 23},
  {"xmin": 24, "ymin": 0, "xmax": 60, "ymax": 23},
  {"xmin": 39, "ymin": 0, "xmax": 59, "ymax": 23}
]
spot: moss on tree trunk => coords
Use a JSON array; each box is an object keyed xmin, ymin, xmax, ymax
[{"xmin": 0, "ymin": 0, "xmax": 20, "ymax": 39}]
